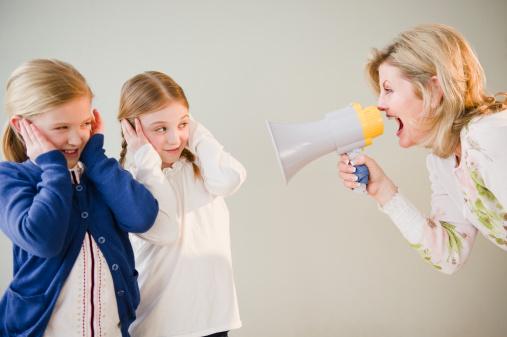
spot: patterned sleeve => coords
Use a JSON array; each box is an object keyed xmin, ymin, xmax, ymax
[
  {"xmin": 460, "ymin": 110, "xmax": 507, "ymax": 248},
  {"xmin": 379, "ymin": 158, "xmax": 477, "ymax": 274}
]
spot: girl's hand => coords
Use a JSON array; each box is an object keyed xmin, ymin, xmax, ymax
[
  {"xmin": 121, "ymin": 118, "xmax": 150, "ymax": 156},
  {"xmin": 337, "ymin": 153, "xmax": 398, "ymax": 206},
  {"xmin": 90, "ymin": 109, "xmax": 104, "ymax": 135},
  {"xmin": 19, "ymin": 119, "xmax": 57, "ymax": 162}
]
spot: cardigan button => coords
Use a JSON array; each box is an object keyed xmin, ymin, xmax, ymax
[
  {"xmin": 98, "ymin": 237, "xmax": 105, "ymax": 244},
  {"xmin": 81, "ymin": 212, "xmax": 89, "ymax": 219},
  {"xmin": 75, "ymin": 185, "xmax": 83, "ymax": 192},
  {"xmin": 122, "ymin": 315, "xmax": 128, "ymax": 322},
  {"xmin": 117, "ymin": 289, "xmax": 125, "ymax": 296},
  {"xmin": 112, "ymin": 264, "xmax": 119, "ymax": 271}
]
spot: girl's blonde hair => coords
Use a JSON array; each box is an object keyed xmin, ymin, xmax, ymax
[
  {"xmin": 2, "ymin": 59, "xmax": 93, "ymax": 162},
  {"xmin": 117, "ymin": 71, "xmax": 201, "ymax": 179},
  {"xmin": 365, "ymin": 23, "xmax": 507, "ymax": 158}
]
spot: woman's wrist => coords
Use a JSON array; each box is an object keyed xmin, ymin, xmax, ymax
[{"xmin": 374, "ymin": 177, "xmax": 398, "ymax": 207}]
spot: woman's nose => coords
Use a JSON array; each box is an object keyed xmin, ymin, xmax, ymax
[{"xmin": 377, "ymin": 96, "xmax": 387, "ymax": 111}]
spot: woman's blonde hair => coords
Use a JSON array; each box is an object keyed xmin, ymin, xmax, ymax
[
  {"xmin": 2, "ymin": 59, "xmax": 93, "ymax": 162},
  {"xmin": 117, "ymin": 71, "xmax": 201, "ymax": 179},
  {"xmin": 365, "ymin": 23, "xmax": 507, "ymax": 158}
]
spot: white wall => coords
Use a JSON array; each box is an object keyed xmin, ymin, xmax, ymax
[{"xmin": 1, "ymin": 1, "xmax": 506, "ymax": 336}]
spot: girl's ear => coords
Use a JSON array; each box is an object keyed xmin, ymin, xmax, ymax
[{"xmin": 10, "ymin": 116, "xmax": 23, "ymax": 133}]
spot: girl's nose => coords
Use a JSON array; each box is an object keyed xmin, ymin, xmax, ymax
[
  {"xmin": 166, "ymin": 132, "xmax": 180, "ymax": 145},
  {"xmin": 67, "ymin": 130, "xmax": 83, "ymax": 146}
]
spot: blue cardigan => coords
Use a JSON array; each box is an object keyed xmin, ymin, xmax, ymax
[{"xmin": 0, "ymin": 134, "xmax": 158, "ymax": 337}]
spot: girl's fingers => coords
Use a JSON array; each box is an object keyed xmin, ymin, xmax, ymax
[
  {"xmin": 30, "ymin": 123, "xmax": 45, "ymax": 143},
  {"xmin": 30, "ymin": 123, "xmax": 56, "ymax": 151},
  {"xmin": 20, "ymin": 119, "xmax": 35, "ymax": 145},
  {"xmin": 93, "ymin": 109, "xmax": 103, "ymax": 123},
  {"xmin": 122, "ymin": 119, "xmax": 134, "ymax": 138},
  {"xmin": 134, "ymin": 118, "xmax": 148, "ymax": 141},
  {"xmin": 91, "ymin": 109, "xmax": 105, "ymax": 134},
  {"xmin": 134, "ymin": 118, "xmax": 142, "ymax": 134}
]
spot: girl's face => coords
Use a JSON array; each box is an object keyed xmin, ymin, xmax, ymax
[
  {"xmin": 30, "ymin": 96, "xmax": 92, "ymax": 168},
  {"xmin": 377, "ymin": 62, "xmax": 426, "ymax": 148},
  {"xmin": 138, "ymin": 102, "xmax": 189, "ymax": 169}
]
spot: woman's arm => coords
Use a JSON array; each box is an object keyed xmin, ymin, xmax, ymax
[{"xmin": 338, "ymin": 153, "xmax": 477, "ymax": 274}]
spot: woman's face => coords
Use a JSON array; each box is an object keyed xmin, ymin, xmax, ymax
[
  {"xmin": 138, "ymin": 102, "xmax": 190, "ymax": 169},
  {"xmin": 377, "ymin": 62, "xmax": 426, "ymax": 148}
]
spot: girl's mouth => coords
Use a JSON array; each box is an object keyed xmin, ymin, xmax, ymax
[
  {"xmin": 165, "ymin": 148, "xmax": 180, "ymax": 154},
  {"xmin": 62, "ymin": 149, "xmax": 79, "ymax": 157}
]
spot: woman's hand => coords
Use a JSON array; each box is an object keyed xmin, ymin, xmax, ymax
[
  {"xmin": 90, "ymin": 109, "xmax": 104, "ymax": 135},
  {"xmin": 19, "ymin": 118, "xmax": 57, "ymax": 162},
  {"xmin": 121, "ymin": 118, "xmax": 150, "ymax": 156},
  {"xmin": 337, "ymin": 153, "xmax": 398, "ymax": 206}
]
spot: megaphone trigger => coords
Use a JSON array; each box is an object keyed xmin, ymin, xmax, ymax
[{"xmin": 346, "ymin": 149, "xmax": 369, "ymax": 194}]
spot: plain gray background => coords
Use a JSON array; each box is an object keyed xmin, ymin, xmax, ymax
[{"xmin": 1, "ymin": 1, "xmax": 506, "ymax": 336}]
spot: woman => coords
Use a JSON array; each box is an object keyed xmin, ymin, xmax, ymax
[{"xmin": 338, "ymin": 23, "xmax": 507, "ymax": 274}]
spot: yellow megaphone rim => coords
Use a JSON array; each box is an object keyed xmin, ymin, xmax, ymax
[{"xmin": 351, "ymin": 103, "xmax": 384, "ymax": 147}]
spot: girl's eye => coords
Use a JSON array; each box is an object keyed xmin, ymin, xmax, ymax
[
  {"xmin": 179, "ymin": 122, "xmax": 188, "ymax": 128},
  {"xmin": 56, "ymin": 126, "xmax": 68, "ymax": 130},
  {"xmin": 155, "ymin": 127, "xmax": 167, "ymax": 132}
]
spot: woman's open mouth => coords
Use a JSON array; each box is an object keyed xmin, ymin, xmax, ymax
[{"xmin": 388, "ymin": 116, "xmax": 404, "ymax": 134}]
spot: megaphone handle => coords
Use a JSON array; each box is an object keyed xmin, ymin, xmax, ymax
[{"xmin": 346, "ymin": 149, "xmax": 368, "ymax": 195}]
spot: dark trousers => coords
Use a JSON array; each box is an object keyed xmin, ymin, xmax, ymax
[{"xmin": 204, "ymin": 332, "xmax": 229, "ymax": 337}]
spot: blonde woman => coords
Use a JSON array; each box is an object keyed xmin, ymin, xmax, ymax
[
  {"xmin": 338, "ymin": 23, "xmax": 507, "ymax": 274},
  {"xmin": 0, "ymin": 59, "xmax": 158, "ymax": 336},
  {"xmin": 117, "ymin": 71, "xmax": 245, "ymax": 337}
]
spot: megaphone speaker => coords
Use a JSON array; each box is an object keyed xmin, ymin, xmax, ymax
[{"xmin": 266, "ymin": 103, "xmax": 383, "ymax": 193}]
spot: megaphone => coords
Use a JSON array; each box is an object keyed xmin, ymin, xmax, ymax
[{"xmin": 266, "ymin": 103, "xmax": 383, "ymax": 193}]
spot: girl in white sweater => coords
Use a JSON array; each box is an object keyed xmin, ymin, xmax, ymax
[{"xmin": 117, "ymin": 71, "xmax": 246, "ymax": 337}]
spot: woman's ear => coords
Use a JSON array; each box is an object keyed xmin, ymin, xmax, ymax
[
  {"xmin": 430, "ymin": 76, "xmax": 443, "ymax": 108},
  {"xmin": 10, "ymin": 116, "xmax": 23, "ymax": 133}
]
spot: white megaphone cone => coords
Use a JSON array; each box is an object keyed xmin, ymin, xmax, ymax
[{"xmin": 266, "ymin": 103, "xmax": 383, "ymax": 193}]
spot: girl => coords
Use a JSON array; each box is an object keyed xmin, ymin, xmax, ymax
[
  {"xmin": 338, "ymin": 23, "xmax": 507, "ymax": 274},
  {"xmin": 0, "ymin": 59, "xmax": 159, "ymax": 337},
  {"xmin": 117, "ymin": 71, "xmax": 246, "ymax": 337}
]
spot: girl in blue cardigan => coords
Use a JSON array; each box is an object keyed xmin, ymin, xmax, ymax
[{"xmin": 0, "ymin": 59, "xmax": 158, "ymax": 337}]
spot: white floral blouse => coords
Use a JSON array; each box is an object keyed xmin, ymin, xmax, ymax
[{"xmin": 380, "ymin": 109, "xmax": 507, "ymax": 274}]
